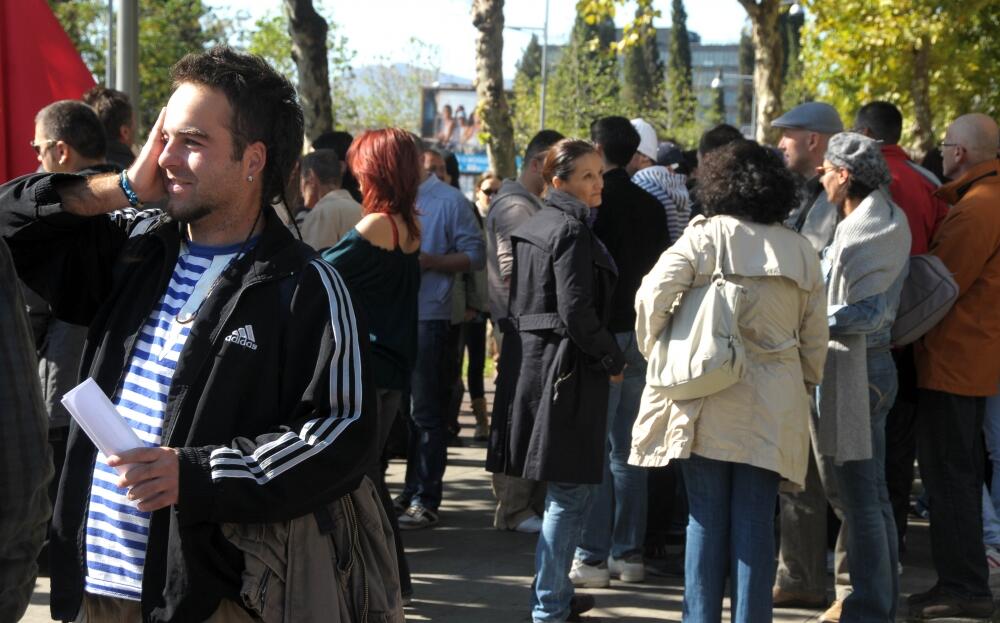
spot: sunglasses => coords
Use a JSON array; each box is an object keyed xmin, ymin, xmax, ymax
[
  {"xmin": 480, "ymin": 187, "xmax": 498, "ymax": 197},
  {"xmin": 30, "ymin": 139, "xmax": 56, "ymax": 155}
]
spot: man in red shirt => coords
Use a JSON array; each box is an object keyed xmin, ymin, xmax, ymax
[
  {"xmin": 856, "ymin": 102, "xmax": 949, "ymax": 254},
  {"xmin": 854, "ymin": 100, "xmax": 950, "ymax": 563}
]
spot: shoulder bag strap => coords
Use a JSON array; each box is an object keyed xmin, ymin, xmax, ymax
[{"xmin": 711, "ymin": 217, "xmax": 727, "ymax": 281}]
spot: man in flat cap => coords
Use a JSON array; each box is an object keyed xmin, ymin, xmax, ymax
[
  {"xmin": 776, "ymin": 102, "xmax": 845, "ymax": 252},
  {"xmin": 772, "ymin": 101, "xmax": 848, "ymax": 613}
]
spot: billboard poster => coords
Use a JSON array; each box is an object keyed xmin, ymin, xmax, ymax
[{"xmin": 421, "ymin": 85, "xmax": 484, "ymax": 156}]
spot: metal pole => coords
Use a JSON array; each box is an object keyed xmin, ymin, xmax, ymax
[
  {"xmin": 105, "ymin": 0, "xmax": 114, "ymax": 87},
  {"xmin": 539, "ymin": 0, "xmax": 549, "ymax": 131},
  {"xmin": 115, "ymin": 0, "xmax": 139, "ymax": 109}
]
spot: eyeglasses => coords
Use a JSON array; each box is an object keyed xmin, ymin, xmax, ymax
[
  {"xmin": 815, "ymin": 165, "xmax": 837, "ymax": 176},
  {"xmin": 29, "ymin": 139, "xmax": 56, "ymax": 155},
  {"xmin": 938, "ymin": 141, "xmax": 960, "ymax": 149}
]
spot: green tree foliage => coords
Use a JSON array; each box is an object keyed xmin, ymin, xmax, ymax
[
  {"xmin": 545, "ymin": 0, "xmax": 708, "ymax": 148},
  {"xmin": 737, "ymin": 31, "xmax": 754, "ymax": 129},
  {"xmin": 136, "ymin": 0, "xmax": 227, "ymax": 130},
  {"xmin": 49, "ymin": 0, "xmax": 227, "ymax": 132},
  {"xmin": 349, "ymin": 39, "xmax": 441, "ymax": 133},
  {"xmin": 244, "ymin": 14, "xmax": 433, "ymax": 133},
  {"xmin": 245, "ymin": 10, "xmax": 356, "ymax": 132},
  {"xmin": 511, "ymin": 34, "xmax": 543, "ymax": 152},
  {"xmin": 517, "ymin": 33, "xmax": 543, "ymax": 81},
  {"xmin": 48, "ymin": 0, "xmax": 108, "ymax": 81},
  {"xmin": 801, "ymin": 0, "xmax": 1000, "ymax": 154},
  {"xmin": 779, "ymin": 10, "xmax": 808, "ymax": 109},
  {"xmin": 622, "ymin": 2, "xmax": 664, "ymax": 113},
  {"xmin": 546, "ymin": 3, "xmax": 620, "ymax": 138},
  {"xmin": 247, "ymin": 12, "xmax": 295, "ymax": 78},
  {"xmin": 666, "ymin": 0, "xmax": 695, "ymax": 128}
]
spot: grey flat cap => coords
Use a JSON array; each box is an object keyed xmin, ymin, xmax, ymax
[
  {"xmin": 771, "ymin": 102, "xmax": 844, "ymax": 134},
  {"xmin": 826, "ymin": 132, "xmax": 891, "ymax": 189}
]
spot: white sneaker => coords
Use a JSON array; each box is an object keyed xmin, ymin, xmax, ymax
[
  {"xmin": 514, "ymin": 515, "xmax": 543, "ymax": 534},
  {"xmin": 569, "ymin": 558, "xmax": 610, "ymax": 588},
  {"xmin": 608, "ymin": 554, "xmax": 645, "ymax": 583}
]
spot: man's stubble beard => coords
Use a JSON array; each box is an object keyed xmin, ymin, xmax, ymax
[{"xmin": 164, "ymin": 195, "xmax": 214, "ymax": 224}]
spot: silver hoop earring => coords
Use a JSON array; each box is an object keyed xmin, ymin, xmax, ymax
[{"xmin": 247, "ymin": 175, "xmax": 254, "ymax": 182}]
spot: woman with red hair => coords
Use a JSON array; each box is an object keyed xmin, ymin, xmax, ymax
[{"xmin": 322, "ymin": 127, "xmax": 422, "ymax": 601}]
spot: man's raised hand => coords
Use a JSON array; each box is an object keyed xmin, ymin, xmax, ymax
[{"xmin": 126, "ymin": 106, "xmax": 168, "ymax": 204}]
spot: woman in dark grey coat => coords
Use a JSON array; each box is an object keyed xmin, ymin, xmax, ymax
[{"xmin": 487, "ymin": 139, "xmax": 625, "ymax": 622}]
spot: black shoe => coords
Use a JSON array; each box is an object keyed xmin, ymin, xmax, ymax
[
  {"xmin": 906, "ymin": 585, "xmax": 941, "ymax": 607},
  {"xmin": 568, "ymin": 594, "xmax": 595, "ymax": 620},
  {"xmin": 646, "ymin": 555, "xmax": 684, "ymax": 578},
  {"xmin": 908, "ymin": 588, "xmax": 994, "ymax": 619},
  {"xmin": 391, "ymin": 494, "xmax": 410, "ymax": 516}
]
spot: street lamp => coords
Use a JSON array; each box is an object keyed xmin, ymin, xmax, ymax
[
  {"xmin": 506, "ymin": 0, "xmax": 550, "ymax": 132},
  {"xmin": 711, "ymin": 72, "xmax": 755, "ymax": 140}
]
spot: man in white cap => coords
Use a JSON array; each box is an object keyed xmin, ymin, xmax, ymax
[
  {"xmin": 629, "ymin": 118, "xmax": 691, "ymax": 244},
  {"xmin": 771, "ymin": 101, "xmax": 848, "ymax": 614},
  {"xmin": 775, "ymin": 102, "xmax": 845, "ymax": 252}
]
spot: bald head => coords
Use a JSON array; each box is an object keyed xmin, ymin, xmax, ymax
[{"xmin": 942, "ymin": 113, "xmax": 999, "ymax": 178}]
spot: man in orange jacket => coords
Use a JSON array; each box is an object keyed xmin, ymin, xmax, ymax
[{"xmin": 909, "ymin": 113, "xmax": 1000, "ymax": 620}]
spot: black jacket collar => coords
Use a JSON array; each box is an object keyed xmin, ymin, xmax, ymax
[
  {"xmin": 148, "ymin": 206, "xmax": 315, "ymax": 288},
  {"xmin": 544, "ymin": 189, "xmax": 590, "ymax": 222}
]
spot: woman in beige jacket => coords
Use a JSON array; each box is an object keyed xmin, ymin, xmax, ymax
[{"xmin": 630, "ymin": 140, "xmax": 829, "ymax": 622}]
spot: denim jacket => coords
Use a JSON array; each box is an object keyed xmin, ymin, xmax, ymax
[{"xmin": 822, "ymin": 250, "xmax": 908, "ymax": 351}]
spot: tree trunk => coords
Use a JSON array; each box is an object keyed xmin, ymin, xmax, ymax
[
  {"xmin": 284, "ymin": 0, "xmax": 332, "ymax": 145},
  {"xmin": 472, "ymin": 0, "xmax": 516, "ymax": 179},
  {"xmin": 738, "ymin": 0, "xmax": 784, "ymax": 145},
  {"xmin": 910, "ymin": 34, "xmax": 934, "ymax": 158}
]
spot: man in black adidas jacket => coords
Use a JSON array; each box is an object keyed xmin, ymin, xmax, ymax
[{"xmin": 0, "ymin": 47, "xmax": 375, "ymax": 623}]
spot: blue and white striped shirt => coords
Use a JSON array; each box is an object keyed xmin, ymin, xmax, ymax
[
  {"xmin": 84, "ymin": 240, "xmax": 242, "ymax": 600},
  {"xmin": 632, "ymin": 165, "xmax": 692, "ymax": 245}
]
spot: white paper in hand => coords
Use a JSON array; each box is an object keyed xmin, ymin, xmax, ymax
[{"xmin": 61, "ymin": 378, "xmax": 143, "ymax": 475}]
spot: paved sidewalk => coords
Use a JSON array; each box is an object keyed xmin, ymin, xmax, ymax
[{"xmin": 18, "ymin": 383, "xmax": 994, "ymax": 622}]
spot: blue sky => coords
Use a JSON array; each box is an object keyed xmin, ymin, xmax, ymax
[{"xmin": 215, "ymin": 0, "xmax": 749, "ymax": 79}]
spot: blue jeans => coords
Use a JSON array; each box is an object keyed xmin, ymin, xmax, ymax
[
  {"xmin": 982, "ymin": 387, "xmax": 1000, "ymax": 528},
  {"xmin": 982, "ymin": 388, "xmax": 1000, "ymax": 546},
  {"xmin": 577, "ymin": 331, "xmax": 648, "ymax": 562},
  {"xmin": 532, "ymin": 482, "xmax": 596, "ymax": 622},
  {"xmin": 982, "ymin": 486, "xmax": 1000, "ymax": 546},
  {"xmin": 402, "ymin": 320, "xmax": 450, "ymax": 511},
  {"xmin": 832, "ymin": 349, "xmax": 899, "ymax": 622},
  {"xmin": 680, "ymin": 455, "xmax": 780, "ymax": 623}
]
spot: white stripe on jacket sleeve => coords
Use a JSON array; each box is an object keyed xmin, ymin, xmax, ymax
[{"xmin": 207, "ymin": 260, "xmax": 363, "ymax": 483}]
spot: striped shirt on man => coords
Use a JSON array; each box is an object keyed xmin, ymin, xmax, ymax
[{"xmin": 83, "ymin": 240, "xmax": 244, "ymax": 600}]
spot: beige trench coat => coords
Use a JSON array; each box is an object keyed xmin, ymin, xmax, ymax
[{"xmin": 629, "ymin": 215, "xmax": 829, "ymax": 487}]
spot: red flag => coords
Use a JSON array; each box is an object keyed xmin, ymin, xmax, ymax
[{"xmin": 0, "ymin": 0, "xmax": 97, "ymax": 182}]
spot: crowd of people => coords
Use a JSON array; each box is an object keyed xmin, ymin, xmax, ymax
[{"xmin": 1, "ymin": 44, "xmax": 999, "ymax": 623}]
